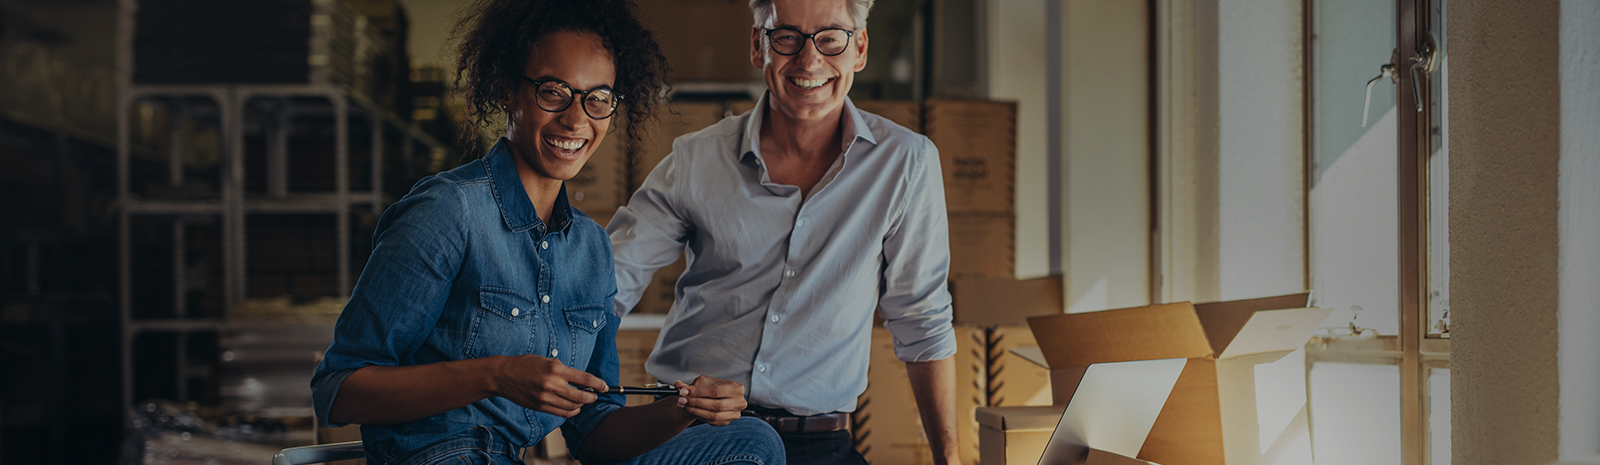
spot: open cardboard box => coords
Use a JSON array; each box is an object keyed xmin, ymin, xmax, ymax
[
  {"xmin": 1014, "ymin": 293, "xmax": 1329, "ymax": 465},
  {"xmin": 977, "ymin": 358, "xmax": 1187, "ymax": 465}
]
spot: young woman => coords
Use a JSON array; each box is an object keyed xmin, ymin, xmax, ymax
[{"xmin": 310, "ymin": 1, "xmax": 784, "ymax": 463}]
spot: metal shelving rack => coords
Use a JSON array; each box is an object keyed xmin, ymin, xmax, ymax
[{"xmin": 113, "ymin": 1, "xmax": 452, "ymax": 408}]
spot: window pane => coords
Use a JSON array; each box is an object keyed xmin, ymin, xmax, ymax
[
  {"xmin": 1427, "ymin": 0, "xmax": 1452, "ymax": 338},
  {"xmin": 1310, "ymin": 362, "xmax": 1402, "ymax": 465},
  {"xmin": 1427, "ymin": 368, "xmax": 1452, "ymax": 465},
  {"xmin": 1310, "ymin": 0, "xmax": 1400, "ymax": 336}
]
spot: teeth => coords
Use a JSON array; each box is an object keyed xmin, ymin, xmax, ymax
[
  {"xmin": 791, "ymin": 77, "xmax": 829, "ymax": 89},
  {"xmin": 545, "ymin": 138, "xmax": 585, "ymax": 150}
]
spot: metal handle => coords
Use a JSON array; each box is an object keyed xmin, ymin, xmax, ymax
[
  {"xmin": 1362, "ymin": 61, "xmax": 1396, "ymax": 128},
  {"xmin": 1361, "ymin": 33, "xmax": 1438, "ymax": 127},
  {"xmin": 1407, "ymin": 33, "xmax": 1439, "ymax": 112}
]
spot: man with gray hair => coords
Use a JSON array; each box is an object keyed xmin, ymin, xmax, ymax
[{"xmin": 607, "ymin": 0, "xmax": 961, "ymax": 463}]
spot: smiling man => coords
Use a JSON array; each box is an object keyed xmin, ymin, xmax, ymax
[{"xmin": 604, "ymin": 0, "xmax": 960, "ymax": 463}]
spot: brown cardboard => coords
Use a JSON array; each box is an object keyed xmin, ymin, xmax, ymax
[
  {"xmin": 856, "ymin": 326, "xmax": 983, "ymax": 465},
  {"xmin": 982, "ymin": 326, "xmax": 1056, "ymax": 407},
  {"xmin": 1026, "ymin": 303, "xmax": 1213, "ymax": 369},
  {"xmin": 950, "ymin": 277, "xmax": 1063, "ymax": 326},
  {"xmin": 924, "ymin": 99, "xmax": 1017, "ymax": 215},
  {"xmin": 977, "ymin": 406, "xmax": 1160, "ymax": 465},
  {"xmin": 949, "ymin": 213, "xmax": 1015, "ymax": 280},
  {"xmin": 1021, "ymin": 294, "xmax": 1328, "ymax": 465},
  {"xmin": 854, "ymin": 100, "xmax": 923, "ymax": 132},
  {"xmin": 1191, "ymin": 293, "xmax": 1314, "ymax": 360},
  {"xmin": 634, "ymin": 0, "xmax": 758, "ymax": 82},
  {"xmin": 976, "ymin": 406, "xmax": 1060, "ymax": 465},
  {"xmin": 630, "ymin": 102, "xmax": 725, "ymax": 192}
]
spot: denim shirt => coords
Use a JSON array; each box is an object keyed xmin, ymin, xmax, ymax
[{"xmin": 311, "ymin": 139, "xmax": 623, "ymax": 464}]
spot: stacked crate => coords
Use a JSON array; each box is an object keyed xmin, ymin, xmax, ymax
[{"xmin": 924, "ymin": 99, "xmax": 1019, "ymax": 280}]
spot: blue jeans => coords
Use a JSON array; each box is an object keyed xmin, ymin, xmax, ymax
[
  {"xmin": 605, "ymin": 417, "xmax": 785, "ymax": 465},
  {"xmin": 774, "ymin": 430, "xmax": 866, "ymax": 465},
  {"xmin": 389, "ymin": 419, "xmax": 784, "ymax": 465}
]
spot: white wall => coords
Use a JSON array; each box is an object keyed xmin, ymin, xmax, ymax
[
  {"xmin": 1216, "ymin": 0, "xmax": 1305, "ymax": 301},
  {"xmin": 1561, "ymin": 0, "xmax": 1600, "ymax": 458},
  {"xmin": 981, "ymin": 0, "xmax": 1052, "ymax": 280},
  {"xmin": 1062, "ymin": 0, "xmax": 1151, "ymax": 313},
  {"xmin": 981, "ymin": 0, "xmax": 1150, "ymax": 312}
]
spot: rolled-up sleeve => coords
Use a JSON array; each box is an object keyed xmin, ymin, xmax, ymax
[
  {"xmin": 609, "ymin": 148, "xmax": 692, "ymax": 316},
  {"xmin": 310, "ymin": 178, "xmax": 468, "ymax": 427},
  {"xmin": 877, "ymin": 138, "xmax": 957, "ymax": 362}
]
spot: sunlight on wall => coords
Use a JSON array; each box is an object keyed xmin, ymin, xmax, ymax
[{"xmin": 1309, "ymin": 362, "xmax": 1401, "ymax": 465}]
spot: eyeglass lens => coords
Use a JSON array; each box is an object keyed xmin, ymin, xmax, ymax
[
  {"xmin": 534, "ymin": 81, "xmax": 617, "ymax": 119},
  {"xmin": 769, "ymin": 28, "xmax": 851, "ymax": 56}
]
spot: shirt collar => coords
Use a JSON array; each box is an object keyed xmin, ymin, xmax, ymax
[
  {"xmin": 738, "ymin": 92, "xmax": 879, "ymax": 164},
  {"xmin": 483, "ymin": 138, "xmax": 573, "ymax": 234}
]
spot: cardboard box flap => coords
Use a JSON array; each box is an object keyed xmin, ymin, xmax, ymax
[
  {"xmin": 1026, "ymin": 303, "xmax": 1213, "ymax": 368},
  {"xmin": 1192, "ymin": 293, "xmax": 1328, "ymax": 359},
  {"xmin": 975, "ymin": 405, "xmax": 1067, "ymax": 431},
  {"xmin": 1010, "ymin": 347, "xmax": 1050, "ymax": 369},
  {"xmin": 1213, "ymin": 307, "xmax": 1331, "ymax": 359}
]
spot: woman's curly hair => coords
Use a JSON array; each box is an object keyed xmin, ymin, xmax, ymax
[{"xmin": 452, "ymin": 0, "xmax": 671, "ymax": 155}]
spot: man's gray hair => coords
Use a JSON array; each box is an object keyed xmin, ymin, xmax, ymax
[{"xmin": 749, "ymin": 0, "xmax": 873, "ymax": 31}]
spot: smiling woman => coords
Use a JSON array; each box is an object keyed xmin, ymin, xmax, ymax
[{"xmin": 309, "ymin": 1, "xmax": 784, "ymax": 464}]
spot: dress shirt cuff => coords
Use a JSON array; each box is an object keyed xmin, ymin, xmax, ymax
[
  {"xmin": 889, "ymin": 321, "xmax": 958, "ymax": 363},
  {"xmin": 311, "ymin": 366, "xmax": 359, "ymax": 428}
]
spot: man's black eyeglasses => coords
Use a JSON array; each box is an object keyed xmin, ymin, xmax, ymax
[
  {"xmin": 519, "ymin": 76, "xmax": 621, "ymax": 120},
  {"xmin": 763, "ymin": 27, "xmax": 856, "ymax": 57}
]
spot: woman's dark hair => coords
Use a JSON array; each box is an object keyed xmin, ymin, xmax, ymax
[{"xmin": 452, "ymin": 0, "xmax": 671, "ymax": 154}]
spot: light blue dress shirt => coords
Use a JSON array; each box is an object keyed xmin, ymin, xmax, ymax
[{"xmin": 608, "ymin": 94, "xmax": 958, "ymax": 416}]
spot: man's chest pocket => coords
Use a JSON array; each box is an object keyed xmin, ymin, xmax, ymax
[
  {"xmin": 561, "ymin": 304, "xmax": 607, "ymax": 369},
  {"xmin": 467, "ymin": 287, "xmax": 538, "ymax": 358}
]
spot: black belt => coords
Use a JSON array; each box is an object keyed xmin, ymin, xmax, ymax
[{"xmin": 742, "ymin": 408, "xmax": 850, "ymax": 434}]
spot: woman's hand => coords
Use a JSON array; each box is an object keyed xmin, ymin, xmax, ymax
[
  {"xmin": 673, "ymin": 375, "xmax": 746, "ymax": 426},
  {"xmin": 491, "ymin": 355, "xmax": 608, "ymax": 418}
]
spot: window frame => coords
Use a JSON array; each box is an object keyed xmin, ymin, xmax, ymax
[{"xmin": 1300, "ymin": 0, "xmax": 1449, "ymax": 464}]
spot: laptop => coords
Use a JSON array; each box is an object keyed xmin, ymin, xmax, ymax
[{"xmin": 1036, "ymin": 358, "xmax": 1188, "ymax": 465}]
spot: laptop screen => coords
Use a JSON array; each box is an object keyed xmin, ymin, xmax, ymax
[{"xmin": 1037, "ymin": 358, "xmax": 1187, "ymax": 465}]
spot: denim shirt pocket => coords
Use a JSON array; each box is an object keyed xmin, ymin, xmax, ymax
[
  {"xmin": 467, "ymin": 286, "xmax": 538, "ymax": 359},
  {"xmin": 562, "ymin": 304, "xmax": 607, "ymax": 370}
]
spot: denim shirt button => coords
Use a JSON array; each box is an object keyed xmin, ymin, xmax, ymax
[
  {"xmin": 511, "ymin": 308, "xmax": 520, "ymax": 316},
  {"xmin": 541, "ymin": 295, "xmax": 550, "ymax": 303},
  {"xmin": 550, "ymin": 349, "xmax": 559, "ymax": 357}
]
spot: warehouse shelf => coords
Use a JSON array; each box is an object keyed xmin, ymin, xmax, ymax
[{"xmin": 113, "ymin": 82, "xmax": 450, "ymax": 411}]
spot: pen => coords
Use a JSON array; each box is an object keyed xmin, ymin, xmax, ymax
[{"xmin": 578, "ymin": 385, "xmax": 682, "ymax": 396}]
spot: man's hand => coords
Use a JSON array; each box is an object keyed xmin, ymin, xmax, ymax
[
  {"xmin": 491, "ymin": 355, "xmax": 607, "ymax": 418},
  {"xmin": 673, "ymin": 375, "xmax": 747, "ymax": 426}
]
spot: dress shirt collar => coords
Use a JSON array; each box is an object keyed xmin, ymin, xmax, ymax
[
  {"xmin": 738, "ymin": 92, "xmax": 879, "ymax": 165},
  {"xmin": 483, "ymin": 137, "xmax": 573, "ymax": 235}
]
